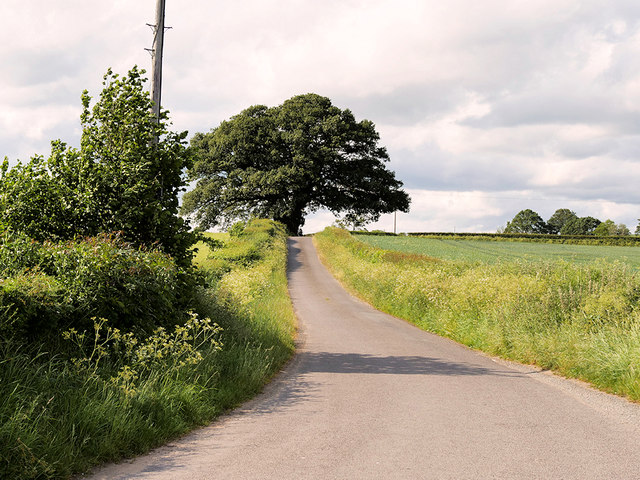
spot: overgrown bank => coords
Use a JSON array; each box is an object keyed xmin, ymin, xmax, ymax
[
  {"xmin": 315, "ymin": 227, "xmax": 640, "ymax": 402},
  {"xmin": 0, "ymin": 219, "xmax": 295, "ymax": 480}
]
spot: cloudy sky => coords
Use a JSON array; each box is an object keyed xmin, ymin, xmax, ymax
[{"xmin": 2, "ymin": 1, "xmax": 640, "ymax": 233}]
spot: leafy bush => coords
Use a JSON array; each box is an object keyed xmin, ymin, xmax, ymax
[
  {"xmin": 228, "ymin": 220, "xmax": 247, "ymax": 238},
  {"xmin": 0, "ymin": 233, "xmax": 190, "ymax": 341},
  {"xmin": 0, "ymin": 67, "xmax": 196, "ymax": 267},
  {"xmin": 0, "ymin": 231, "xmax": 49, "ymax": 275},
  {"xmin": 46, "ymin": 234, "xmax": 185, "ymax": 333},
  {"xmin": 0, "ymin": 274, "xmax": 65, "ymax": 340}
]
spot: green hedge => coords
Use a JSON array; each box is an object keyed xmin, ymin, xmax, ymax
[
  {"xmin": 0, "ymin": 232, "xmax": 190, "ymax": 341},
  {"xmin": 350, "ymin": 230, "xmax": 397, "ymax": 236},
  {"xmin": 405, "ymin": 232, "xmax": 640, "ymax": 246}
]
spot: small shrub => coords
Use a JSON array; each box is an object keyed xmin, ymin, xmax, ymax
[
  {"xmin": 228, "ymin": 221, "xmax": 247, "ymax": 238},
  {"xmin": 46, "ymin": 234, "xmax": 185, "ymax": 334},
  {"xmin": 0, "ymin": 273, "xmax": 65, "ymax": 341},
  {"xmin": 0, "ymin": 231, "xmax": 48, "ymax": 275}
]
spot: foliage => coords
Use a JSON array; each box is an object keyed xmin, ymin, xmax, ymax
[
  {"xmin": 0, "ymin": 273, "xmax": 64, "ymax": 342},
  {"xmin": 546, "ymin": 208, "xmax": 578, "ymax": 234},
  {"xmin": 333, "ymin": 214, "xmax": 370, "ymax": 231},
  {"xmin": 593, "ymin": 220, "xmax": 615, "ymax": 237},
  {"xmin": 228, "ymin": 221, "xmax": 247, "ymax": 238},
  {"xmin": 0, "ymin": 157, "xmax": 69, "ymax": 240},
  {"xmin": 405, "ymin": 231, "xmax": 640, "ymax": 245},
  {"xmin": 0, "ymin": 67, "xmax": 196, "ymax": 267},
  {"xmin": 560, "ymin": 216, "xmax": 601, "ymax": 235},
  {"xmin": 191, "ymin": 232, "xmax": 229, "ymax": 272},
  {"xmin": 62, "ymin": 313, "xmax": 223, "ymax": 394},
  {"xmin": 616, "ymin": 223, "xmax": 630, "ymax": 236},
  {"xmin": 1, "ymin": 220, "xmax": 296, "ymax": 480},
  {"xmin": 350, "ymin": 229, "xmax": 397, "ymax": 236},
  {"xmin": 0, "ymin": 313, "xmax": 223, "ymax": 480},
  {"xmin": 315, "ymin": 227, "xmax": 640, "ymax": 403},
  {"xmin": 182, "ymin": 93, "xmax": 410, "ymax": 234},
  {"xmin": 594, "ymin": 219, "xmax": 630, "ymax": 236},
  {"xmin": 197, "ymin": 220, "xmax": 286, "ymax": 279},
  {"xmin": 0, "ymin": 232, "xmax": 187, "ymax": 341},
  {"xmin": 504, "ymin": 209, "xmax": 548, "ymax": 234}
]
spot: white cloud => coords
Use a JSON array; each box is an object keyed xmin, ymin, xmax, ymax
[{"xmin": 2, "ymin": 0, "xmax": 640, "ymax": 231}]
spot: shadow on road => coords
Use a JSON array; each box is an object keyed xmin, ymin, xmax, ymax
[
  {"xmin": 286, "ymin": 238, "xmax": 304, "ymax": 275},
  {"xmin": 298, "ymin": 351, "xmax": 522, "ymax": 377}
]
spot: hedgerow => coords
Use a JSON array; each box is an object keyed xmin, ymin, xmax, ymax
[
  {"xmin": 405, "ymin": 231, "xmax": 640, "ymax": 246},
  {"xmin": 0, "ymin": 219, "xmax": 296, "ymax": 480},
  {"xmin": 0, "ymin": 232, "xmax": 190, "ymax": 341}
]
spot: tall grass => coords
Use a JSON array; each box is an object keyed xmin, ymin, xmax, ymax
[
  {"xmin": 0, "ymin": 220, "xmax": 296, "ymax": 479},
  {"xmin": 315, "ymin": 227, "xmax": 640, "ymax": 402},
  {"xmin": 1, "ymin": 315, "xmax": 223, "ymax": 479},
  {"xmin": 193, "ymin": 220, "xmax": 296, "ymax": 407}
]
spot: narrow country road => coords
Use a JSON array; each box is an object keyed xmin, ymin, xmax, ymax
[{"xmin": 89, "ymin": 237, "xmax": 640, "ymax": 479}]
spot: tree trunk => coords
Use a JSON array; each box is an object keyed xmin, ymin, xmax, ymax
[{"xmin": 276, "ymin": 208, "xmax": 305, "ymax": 236}]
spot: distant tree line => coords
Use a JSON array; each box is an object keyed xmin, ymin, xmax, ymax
[{"xmin": 501, "ymin": 209, "xmax": 637, "ymax": 236}]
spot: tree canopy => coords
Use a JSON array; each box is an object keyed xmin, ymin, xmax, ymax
[
  {"xmin": 547, "ymin": 209, "xmax": 577, "ymax": 234},
  {"xmin": 181, "ymin": 93, "xmax": 410, "ymax": 234},
  {"xmin": 504, "ymin": 209, "xmax": 548, "ymax": 234},
  {"xmin": 560, "ymin": 216, "xmax": 601, "ymax": 235},
  {"xmin": 593, "ymin": 219, "xmax": 630, "ymax": 236},
  {"xmin": 0, "ymin": 67, "xmax": 195, "ymax": 266}
]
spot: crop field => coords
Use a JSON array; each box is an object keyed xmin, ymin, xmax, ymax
[{"xmin": 357, "ymin": 235, "xmax": 640, "ymax": 268}]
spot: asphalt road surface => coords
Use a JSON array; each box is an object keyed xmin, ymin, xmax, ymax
[{"xmin": 88, "ymin": 236, "xmax": 640, "ymax": 479}]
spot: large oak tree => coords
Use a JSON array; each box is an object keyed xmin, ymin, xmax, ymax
[{"xmin": 181, "ymin": 94, "xmax": 410, "ymax": 234}]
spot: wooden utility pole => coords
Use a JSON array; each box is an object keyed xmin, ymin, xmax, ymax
[
  {"xmin": 148, "ymin": 0, "xmax": 167, "ymax": 199},
  {"xmin": 150, "ymin": 0, "xmax": 166, "ymax": 123}
]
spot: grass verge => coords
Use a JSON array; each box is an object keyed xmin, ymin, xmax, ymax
[
  {"xmin": 315, "ymin": 227, "xmax": 640, "ymax": 402},
  {"xmin": 0, "ymin": 220, "xmax": 296, "ymax": 480}
]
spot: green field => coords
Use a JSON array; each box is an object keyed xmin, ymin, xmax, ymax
[
  {"xmin": 192, "ymin": 231, "xmax": 229, "ymax": 268},
  {"xmin": 358, "ymin": 235, "xmax": 640, "ymax": 267}
]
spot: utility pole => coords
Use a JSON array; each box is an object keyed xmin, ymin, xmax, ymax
[
  {"xmin": 147, "ymin": 0, "xmax": 167, "ymax": 199},
  {"xmin": 149, "ymin": 0, "xmax": 166, "ymax": 124}
]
